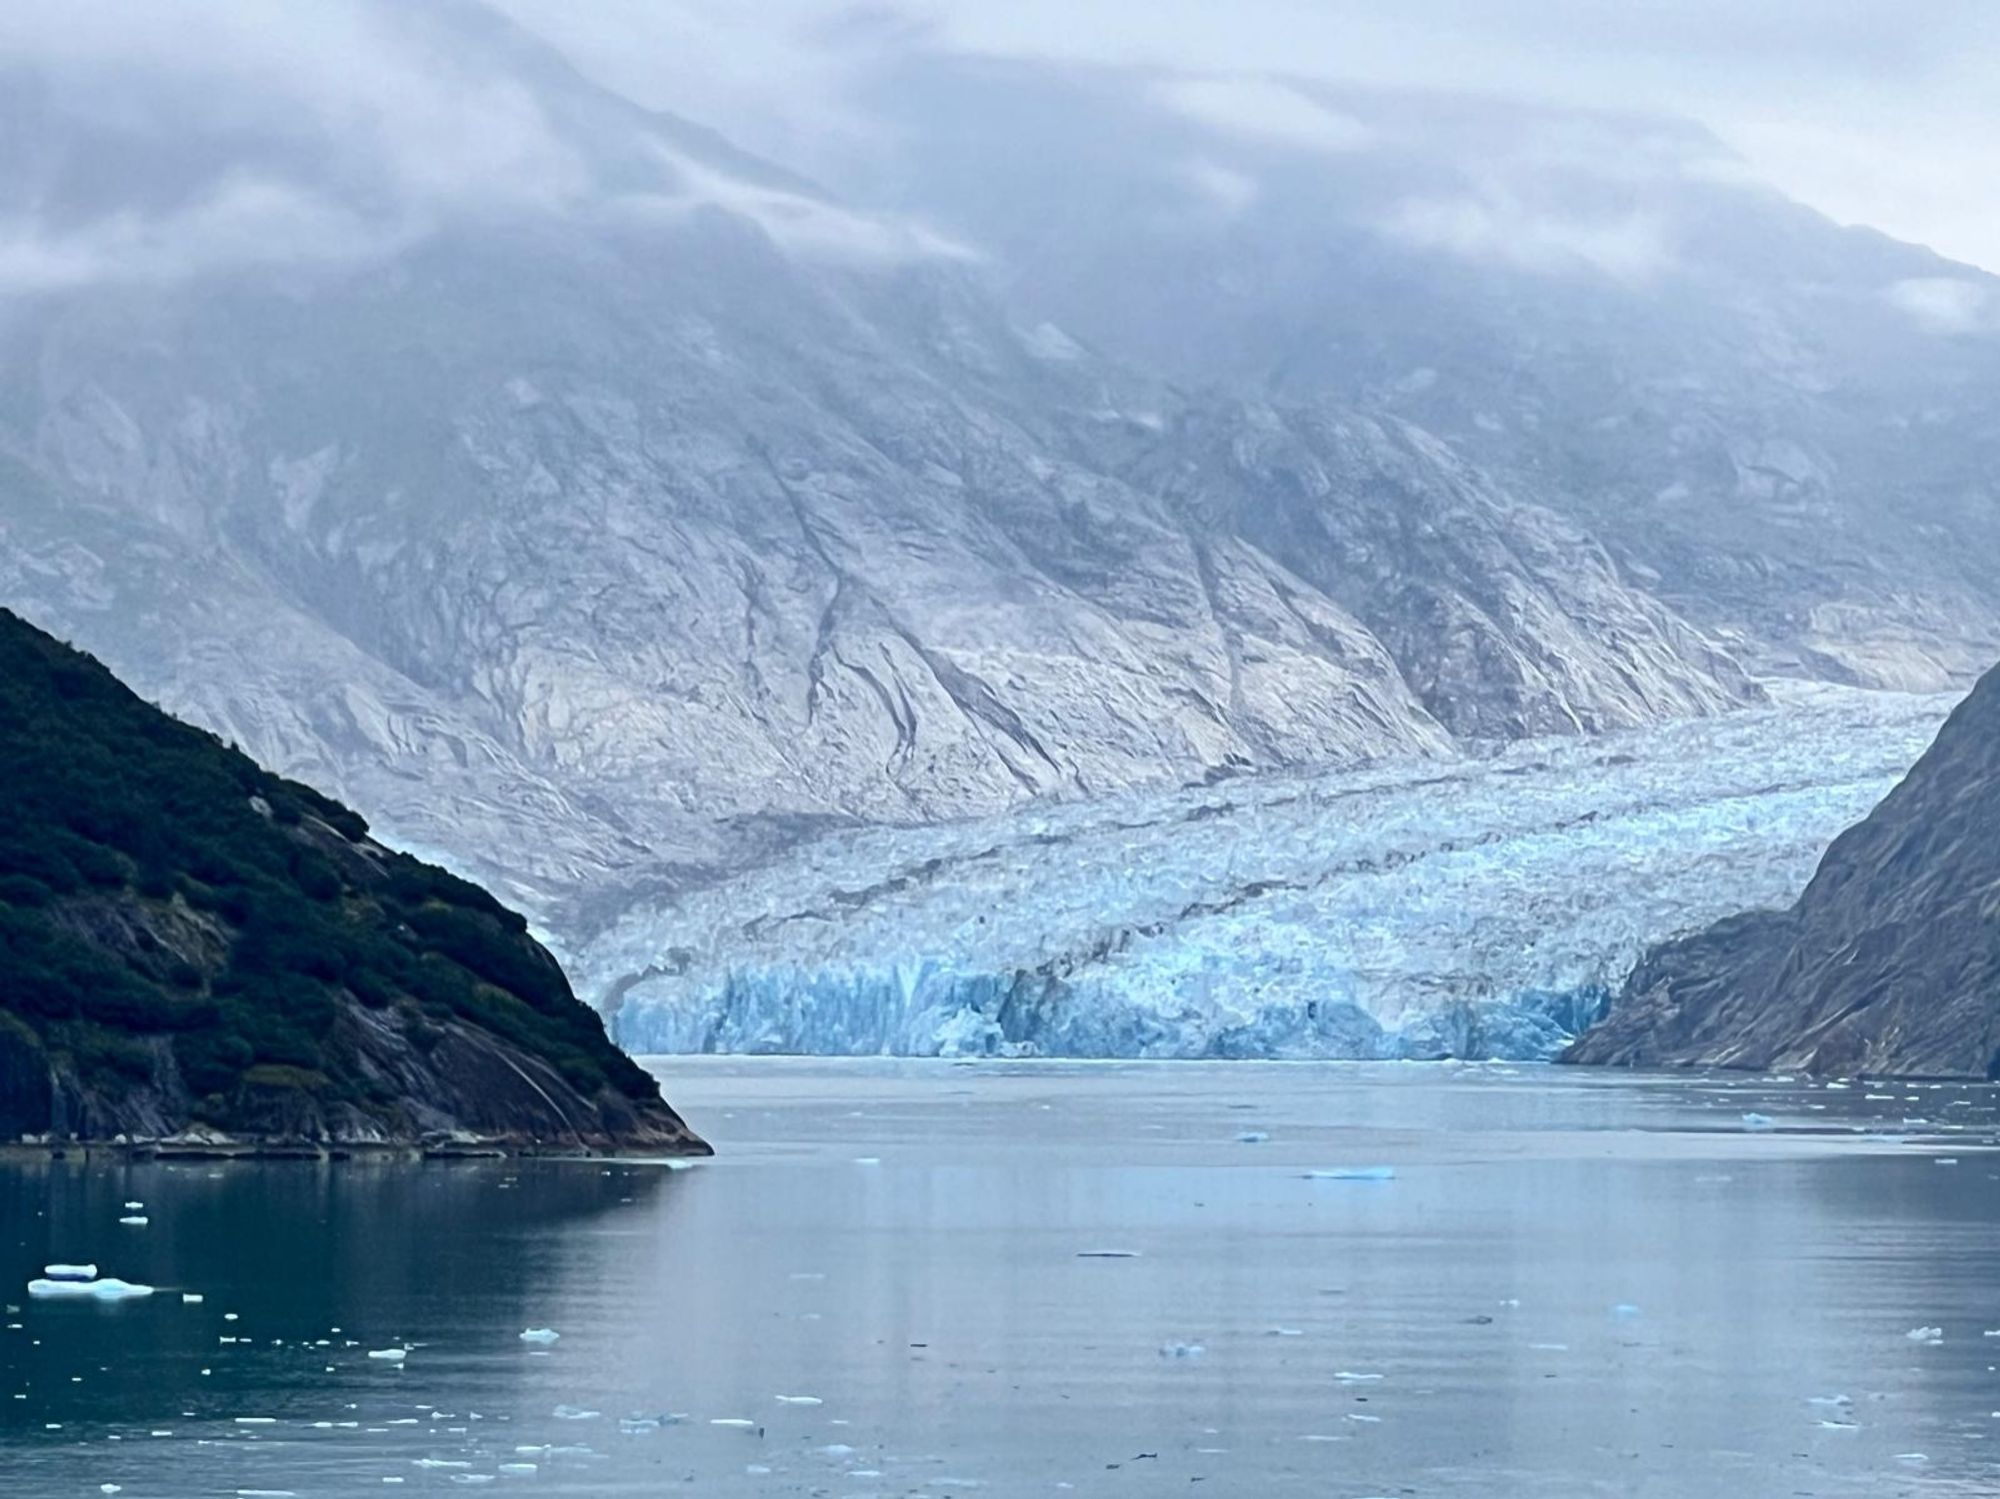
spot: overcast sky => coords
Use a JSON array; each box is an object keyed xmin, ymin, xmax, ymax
[{"xmin": 498, "ymin": 0, "xmax": 2000, "ymax": 274}]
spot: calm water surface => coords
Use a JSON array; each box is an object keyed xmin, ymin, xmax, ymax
[{"xmin": 6, "ymin": 1060, "xmax": 2000, "ymax": 1497}]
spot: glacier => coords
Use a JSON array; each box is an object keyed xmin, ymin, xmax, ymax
[{"xmin": 580, "ymin": 686, "xmax": 1955, "ymax": 1061}]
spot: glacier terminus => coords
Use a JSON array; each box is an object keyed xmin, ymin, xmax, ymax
[{"xmin": 584, "ymin": 686, "xmax": 1953, "ymax": 1062}]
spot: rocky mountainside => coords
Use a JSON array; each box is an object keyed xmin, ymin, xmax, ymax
[
  {"xmin": 1564, "ymin": 662, "xmax": 2000, "ymax": 1077},
  {"xmin": 833, "ymin": 56, "xmax": 2000, "ymax": 690},
  {"xmin": 0, "ymin": 3, "xmax": 1775, "ymax": 924},
  {"xmin": 4, "ymin": 6, "xmax": 1997, "ymax": 944},
  {"xmin": 0, "ymin": 607, "xmax": 705, "ymax": 1153}
]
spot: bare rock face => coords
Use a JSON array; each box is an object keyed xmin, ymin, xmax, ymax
[
  {"xmin": 1565, "ymin": 663, "xmax": 2000, "ymax": 1077},
  {"xmin": 0, "ymin": 6, "xmax": 1773, "ymax": 923}
]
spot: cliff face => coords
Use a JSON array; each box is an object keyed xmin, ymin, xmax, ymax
[
  {"xmin": 1564, "ymin": 666, "xmax": 2000, "ymax": 1077},
  {"xmin": 0, "ymin": 608, "xmax": 705, "ymax": 1153},
  {"xmin": 0, "ymin": 3, "xmax": 1777, "ymax": 928}
]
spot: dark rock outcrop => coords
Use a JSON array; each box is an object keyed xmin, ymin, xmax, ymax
[
  {"xmin": 1564, "ymin": 665, "xmax": 2000, "ymax": 1076},
  {"xmin": 0, "ymin": 608, "xmax": 705, "ymax": 1154}
]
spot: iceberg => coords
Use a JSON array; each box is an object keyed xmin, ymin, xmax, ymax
[
  {"xmin": 584, "ymin": 686, "xmax": 1951, "ymax": 1062},
  {"xmin": 27, "ymin": 1277, "xmax": 154, "ymax": 1301}
]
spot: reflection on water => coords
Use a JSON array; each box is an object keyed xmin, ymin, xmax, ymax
[{"xmin": 4, "ymin": 1059, "xmax": 2000, "ymax": 1496}]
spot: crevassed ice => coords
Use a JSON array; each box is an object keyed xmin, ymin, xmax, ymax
[{"xmin": 581, "ymin": 686, "xmax": 1954, "ymax": 1061}]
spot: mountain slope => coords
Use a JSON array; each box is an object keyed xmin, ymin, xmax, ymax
[
  {"xmin": 834, "ymin": 55, "xmax": 2000, "ymax": 690},
  {"xmin": 0, "ymin": 607, "xmax": 706, "ymax": 1152},
  {"xmin": 1564, "ymin": 664, "xmax": 2000, "ymax": 1077}
]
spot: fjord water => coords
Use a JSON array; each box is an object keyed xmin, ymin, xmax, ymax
[{"xmin": 6, "ymin": 1063, "xmax": 2000, "ymax": 1497}]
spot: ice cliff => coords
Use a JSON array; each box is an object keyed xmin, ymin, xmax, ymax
[{"xmin": 585, "ymin": 686, "xmax": 1952, "ymax": 1060}]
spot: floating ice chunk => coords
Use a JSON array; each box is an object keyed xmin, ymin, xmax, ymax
[
  {"xmin": 447, "ymin": 1478, "xmax": 495, "ymax": 1487},
  {"xmin": 551, "ymin": 1406, "xmax": 600, "ymax": 1421},
  {"xmin": 497, "ymin": 1464, "xmax": 537, "ymax": 1476},
  {"xmin": 1807, "ymin": 1395, "xmax": 1851, "ymax": 1407},
  {"xmin": 774, "ymin": 1395, "xmax": 822, "ymax": 1406},
  {"xmin": 1334, "ymin": 1371, "xmax": 1383, "ymax": 1382},
  {"xmin": 1612, "ymin": 1304, "xmax": 1642, "ymax": 1319},
  {"xmin": 517, "ymin": 1329, "xmax": 560, "ymax": 1344},
  {"xmin": 123, "ymin": 1202, "xmax": 143, "ymax": 1211},
  {"xmin": 412, "ymin": 1459, "xmax": 470, "ymax": 1470},
  {"xmin": 366, "ymin": 1348, "xmax": 409, "ymax": 1363},
  {"xmin": 1304, "ymin": 1167, "xmax": 1396, "ymax": 1181},
  {"xmin": 1817, "ymin": 1420, "xmax": 1860, "ymax": 1431},
  {"xmin": 118, "ymin": 1217, "xmax": 148, "ymax": 1227},
  {"xmin": 1267, "ymin": 1327, "xmax": 1304, "ymax": 1337},
  {"xmin": 1906, "ymin": 1326, "xmax": 1944, "ymax": 1344},
  {"xmin": 28, "ymin": 1278, "xmax": 153, "ymax": 1301},
  {"xmin": 1159, "ymin": 1342, "xmax": 1206, "ymax": 1360},
  {"xmin": 45, "ymin": 1264, "xmax": 97, "ymax": 1281},
  {"xmin": 182, "ymin": 1294, "xmax": 203, "ymax": 1304},
  {"xmin": 1236, "ymin": 1131, "xmax": 1270, "ymax": 1144},
  {"xmin": 853, "ymin": 1157, "xmax": 881, "ymax": 1166},
  {"xmin": 1741, "ymin": 1113, "xmax": 1775, "ymax": 1130},
  {"xmin": 710, "ymin": 1418, "xmax": 756, "ymax": 1429}
]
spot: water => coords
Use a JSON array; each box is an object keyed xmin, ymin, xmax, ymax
[{"xmin": 5, "ymin": 1060, "xmax": 2000, "ymax": 1496}]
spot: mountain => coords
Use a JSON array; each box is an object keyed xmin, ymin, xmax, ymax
[
  {"xmin": 0, "ymin": 2, "xmax": 1771, "ymax": 927},
  {"xmin": 1563, "ymin": 662, "xmax": 2000, "ymax": 1077},
  {"xmin": 0, "ymin": 607, "xmax": 706, "ymax": 1153},
  {"xmin": 831, "ymin": 56, "xmax": 2000, "ymax": 689}
]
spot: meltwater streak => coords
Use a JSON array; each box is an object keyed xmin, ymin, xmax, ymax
[{"xmin": 588, "ymin": 686, "xmax": 1952, "ymax": 1059}]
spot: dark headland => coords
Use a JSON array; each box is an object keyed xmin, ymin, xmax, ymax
[{"xmin": 0, "ymin": 607, "xmax": 706, "ymax": 1157}]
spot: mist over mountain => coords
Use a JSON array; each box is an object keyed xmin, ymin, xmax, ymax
[{"xmin": 0, "ymin": 0, "xmax": 1991, "ymax": 947}]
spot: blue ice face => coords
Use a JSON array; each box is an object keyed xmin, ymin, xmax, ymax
[{"xmin": 585, "ymin": 685, "xmax": 1953, "ymax": 1061}]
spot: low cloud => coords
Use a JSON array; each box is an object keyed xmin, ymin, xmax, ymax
[
  {"xmin": 1380, "ymin": 188, "xmax": 1673, "ymax": 281},
  {"xmin": 1154, "ymin": 76, "xmax": 1372, "ymax": 155},
  {"xmin": 1884, "ymin": 277, "xmax": 1995, "ymax": 334},
  {"xmin": 0, "ymin": 0, "xmax": 965, "ymax": 296}
]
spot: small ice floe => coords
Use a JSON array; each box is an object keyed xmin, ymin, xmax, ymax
[
  {"xmin": 1303, "ymin": 1167, "xmax": 1395, "ymax": 1182},
  {"xmin": 709, "ymin": 1418, "xmax": 756, "ymax": 1429},
  {"xmin": 1807, "ymin": 1395, "xmax": 1851, "ymax": 1408},
  {"xmin": 1935, "ymin": 1158, "xmax": 1960, "ymax": 1166},
  {"xmin": 27, "ymin": 1278, "xmax": 154, "ymax": 1301},
  {"xmin": 1741, "ymin": 1113, "xmax": 1775, "ymax": 1130},
  {"xmin": 774, "ymin": 1395, "xmax": 822, "ymax": 1406},
  {"xmin": 1345, "ymin": 1412, "xmax": 1381, "ymax": 1424},
  {"xmin": 1906, "ymin": 1326, "xmax": 1944, "ymax": 1345},
  {"xmin": 517, "ymin": 1329, "xmax": 560, "ymax": 1344},
  {"xmin": 366, "ymin": 1348, "xmax": 409, "ymax": 1363},
  {"xmin": 1267, "ymin": 1327, "xmax": 1305, "ymax": 1338},
  {"xmin": 1236, "ymin": 1131, "xmax": 1270, "ymax": 1144},
  {"xmin": 1075, "ymin": 1250, "xmax": 1140, "ymax": 1259},
  {"xmin": 123, "ymin": 1202, "xmax": 143, "ymax": 1212},
  {"xmin": 44, "ymin": 1264, "xmax": 97, "ymax": 1282},
  {"xmin": 1896, "ymin": 1453, "xmax": 1930, "ymax": 1465},
  {"xmin": 412, "ymin": 1459, "xmax": 470, "ymax": 1469},
  {"xmin": 1817, "ymin": 1419, "xmax": 1861, "ymax": 1431},
  {"xmin": 1612, "ymin": 1304, "xmax": 1642, "ymax": 1319},
  {"xmin": 447, "ymin": 1476, "xmax": 495, "ymax": 1486},
  {"xmin": 551, "ymin": 1406, "xmax": 600, "ymax": 1422},
  {"xmin": 853, "ymin": 1157, "xmax": 881, "ymax": 1166},
  {"xmin": 118, "ymin": 1217, "xmax": 149, "ymax": 1227},
  {"xmin": 1334, "ymin": 1371, "xmax": 1383, "ymax": 1383},
  {"xmin": 181, "ymin": 1294, "xmax": 204, "ymax": 1305},
  {"xmin": 1159, "ymin": 1342, "xmax": 1206, "ymax": 1360}
]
